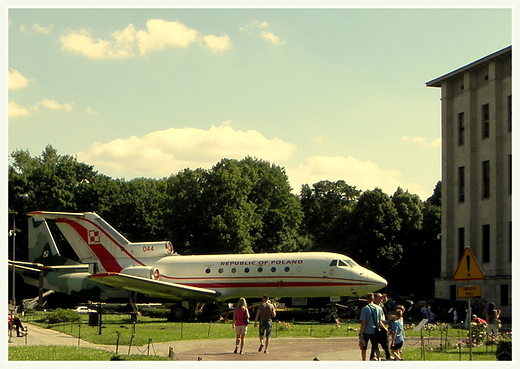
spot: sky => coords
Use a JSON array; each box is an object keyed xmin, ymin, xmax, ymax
[{"xmin": 5, "ymin": 2, "xmax": 513, "ymax": 200}]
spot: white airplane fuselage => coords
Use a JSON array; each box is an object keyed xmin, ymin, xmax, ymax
[{"xmin": 112, "ymin": 251, "xmax": 386, "ymax": 301}]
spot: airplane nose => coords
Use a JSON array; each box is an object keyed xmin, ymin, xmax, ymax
[{"xmin": 366, "ymin": 271, "xmax": 387, "ymax": 291}]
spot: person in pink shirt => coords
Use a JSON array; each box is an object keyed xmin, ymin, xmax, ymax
[{"xmin": 232, "ymin": 297, "xmax": 251, "ymax": 354}]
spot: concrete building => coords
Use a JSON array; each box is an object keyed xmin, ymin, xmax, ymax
[{"xmin": 426, "ymin": 46, "xmax": 512, "ymax": 319}]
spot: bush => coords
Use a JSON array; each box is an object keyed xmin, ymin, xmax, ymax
[
  {"xmin": 496, "ymin": 340, "xmax": 512, "ymax": 361},
  {"xmin": 46, "ymin": 308, "xmax": 81, "ymax": 324},
  {"xmin": 140, "ymin": 308, "xmax": 170, "ymax": 319}
]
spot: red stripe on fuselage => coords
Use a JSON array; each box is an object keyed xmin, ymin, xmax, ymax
[{"xmin": 160, "ymin": 275, "xmax": 369, "ymax": 289}]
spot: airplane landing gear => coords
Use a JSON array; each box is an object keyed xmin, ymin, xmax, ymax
[{"xmin": 169, "ymin": 303, "xmax": 192, "ymax": 322}]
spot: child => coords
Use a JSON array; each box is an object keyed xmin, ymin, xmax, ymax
[{"xmin": 390, "ymin": 308, "xmax": 405, "ymax": 360}]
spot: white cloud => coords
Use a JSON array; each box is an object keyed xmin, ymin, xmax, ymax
[
  {"xmin": 313, "ymin": 135, "xmax": 330, "ymax": 144},
  {"xmin": 8, "ymin": 69, "xmax": 29, "ymax": 90},
  {"xmin": 34, "ymin": 99, "xmax": 73, "ymax": 111},
  {"xmin": 240, "ymin": 20, "xmax": 270, "ymax": 31},
  {"xmin": 76, "ymin": 126, "xmax": 296, "ymax": 178},
  {"xmin": 401, "ymin": 136, "xmax": 440, "ymax": 147},
  {"xmin": 60, "ymin": 28, "xmax": 130, "ymax": 59},
  {"xmin": 261, "ymin": 31, "xmax": 285, "ymax": 45},
  {"xmin": 8, "ymin": 101, "xmax": 31, "ymax": 117},
  {"xmin": 60, "ymin": 19, "xmax": 231, "ymax": 59},
  {"xmin": 203, "ymin": 34, "xmax": 232, "ymax": 53},
  {"xmin": 32, "ymin": 24, "xmax": 53, "ymax": 34},
  {"xmin": 286, "ymin": 156, "xmax": 428, "ymax": 198},
  {"xmin": 86, "ymin": 107, "xmax": 98, "ymax": 115},
  {"xmin": 135, "ymin": 19, "xmax": 199, "ymax": 55}
]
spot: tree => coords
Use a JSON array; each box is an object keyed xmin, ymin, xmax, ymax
[
  {"xmin": 165, "ymin": 157, "xmax": 304, "ymax": 254},
  {"xmin": 299, "ymin": 180, "xmax": 360, "ymax": 252},
  {"xmin": 347, "ymin": 188, "xmax": 402, "ymax": 277},
  {"xmin": 105, "ymin": 177, "xmax": 170, "ymax": 242},
  {"xmin": 8, "ymin": 146, "xmax": 99, "ymax": 260}
]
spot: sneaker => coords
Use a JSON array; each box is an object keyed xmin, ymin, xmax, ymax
[
  {"xmin": 258, "ymin": 344, "xmax": 263, "ymax": 352},
  {"xmin": 233, "ymin": 347, "xmax": 238, "ymax": 354},
  {"xmin": 240, "ymin": 351, "xmax": 244, "ymax": 355},
  {"xmin": 264, "ymin": 350, "xmax": 269, "ymax": 354}
]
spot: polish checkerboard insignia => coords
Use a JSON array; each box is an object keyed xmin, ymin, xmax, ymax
[{"xmin": 89, "ymin": 230, "xmax": 101, "ymax": 244}]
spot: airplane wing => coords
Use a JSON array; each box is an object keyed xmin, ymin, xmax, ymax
[
  {"xmin": 88, "ymin": 272, "xmax": 221, "ymax": 302},
  {"xmin": 9, "ymin": 260, "xmax": 89, "ymax": 273}
]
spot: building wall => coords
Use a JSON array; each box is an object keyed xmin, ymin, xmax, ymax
[{"xmin": 430, "ymin": 49, "xmax": 511, "ymax": 318}]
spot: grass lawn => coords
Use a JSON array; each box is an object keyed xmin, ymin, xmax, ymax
[
  {"xmin": 8, "ymin": 346, "xmax": 169, "ymax": 361},
  {"xmin": 16, "ymin": 310, "xmax": 509, "ymax": 361}
]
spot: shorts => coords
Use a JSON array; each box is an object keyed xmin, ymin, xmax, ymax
[
  {"xmin": 259, "ymin": 320, "xmax": 272, "ymax": 338},
  {"xmin": 391, "ymin": 342, "xmax": 403, "ymax": 350},
  {"xmin": 360, "ymin": 333, "xmax": 377, "ymax": 350},
  {"xmin": 235, "ymin": 325, "xmax": 248, "ymax": 335}
]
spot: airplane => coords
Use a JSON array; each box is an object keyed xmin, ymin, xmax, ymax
[{"xmin": 21, "ymin": 211, "xmax": 388, "ymax": 321}]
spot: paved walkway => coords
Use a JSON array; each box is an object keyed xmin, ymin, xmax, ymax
[{"xmin": 8, "ymin": 323, "xmax": 362, "ymax": 361}]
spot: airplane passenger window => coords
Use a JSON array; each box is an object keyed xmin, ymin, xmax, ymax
[
  {"xmin": 271, "ymin": 267, "xmax": 276, "ymax": 272},
  {"xmin": 205, "ymin": 268, "xmax": 211, "ymax": 274},
  {"xmin": 284, "ymin": 267, "xmax": 290, "ymax": 272},
  {"xmin": 257, "ymin": 267, "xmax": 263, "ymax": 273},
  {"xmin": 244, "ymin": 267, "xmax": 250, "ymax": 273},
  {"xmin": 329, "ymin": 260, "xmax": 338, "ymax": 267},
  {"xmin": 231, "ymin": 268, "xmax": 237, "ymax": 273},
  {"xmin": 218, "ymin": 268, "xmax": 224, "ymax": 273}
]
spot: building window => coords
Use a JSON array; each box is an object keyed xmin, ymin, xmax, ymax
[
  {"xmin": 501, "ymin": 284, "xmax": 509, "ymax": 307},
  {"xmin": 507, "ymin": 95, "xmax": 512, "ymax": 132},
  {"xmin": 458, "ymin": 166, "xmax": 465, "ymax": 202},
  {"xmin": 458, "ymin": 227, "xmax": 465, "ymax": 260},
  {"xmin": 450, "ymin": 285, "xmax": 457, "ymax": 300},
  {"xmin": 482, "ymin": 224, "xmax": 490, "ymax": 263},
  {"xmin": 482, "ymin": 104, "xmax": 490, "ymax": 138},
  {"xmin": 458, "ymin": 112, "xmax": 465, "ymax": 145},
  {"xmin": 482, "ymin": 160, "xmax": 490, "ymax": 198}
]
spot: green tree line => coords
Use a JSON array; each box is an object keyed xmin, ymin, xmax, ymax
[{"xmin": 8, "ymin": 145, "xmax": 441, "ymax": 299}]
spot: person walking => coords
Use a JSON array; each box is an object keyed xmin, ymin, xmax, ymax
[
  {"xmin": 359, "ymin": 293, "xmax": 384, "ymax": 361},
  {"xmin": 390, "ymin": 308, "xmax": 405, "ymax": 360},
  {"xmin": 232, "ymin": 297, "xmax": 250, "ymax": 355},
  {"xmin": 370, "ymin": 293, "xmax": 391, "ymax": 360},
  {"xmin": 485, "ymin": 302, "xmax": 501, "ymax": 336},
  {"xmin": 254, "ymin": 295, "xmax": 276, "ymax": 354}
]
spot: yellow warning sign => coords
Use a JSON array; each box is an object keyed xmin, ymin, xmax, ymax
[
  {"xmin": 453, "ymin": 247, "xmax": 485, "ymax": 281},
  {"xmin": 458, "ymin": 285, "xmax": 482, "ymax": 298}
]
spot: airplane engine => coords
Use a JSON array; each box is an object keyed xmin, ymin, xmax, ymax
[
  {"xmin": 121, "ymin": 266, "xmax": 161, "ymax": 280},
  {"xmin": 123, "ymin": 241, "xmax": 174, "ymax": 257}
]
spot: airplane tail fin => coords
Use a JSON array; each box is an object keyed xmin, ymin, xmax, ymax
[
  {"xmin": 28, "ymin": 216, "xmax": 79, "ymax": 266},
  {"xmin": 26, "ymin": 212, "xmax": 175, "ymax": 274},
  {"xmin": 27, "ymin": 212, "xmax": 130, "ymax": 273}
]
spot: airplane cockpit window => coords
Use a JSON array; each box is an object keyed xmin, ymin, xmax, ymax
[
  {"xmin": 345, "ymin": 259, "xmax": 358, "ymax": 267},
  {"xmin": 330, "ymin": 259, "xmax": 357, "ymax": 268}
]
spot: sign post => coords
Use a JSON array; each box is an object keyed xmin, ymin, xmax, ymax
[{"xmin": 453, "ymin": 247, "xmax": 485, "ymax": 361}]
